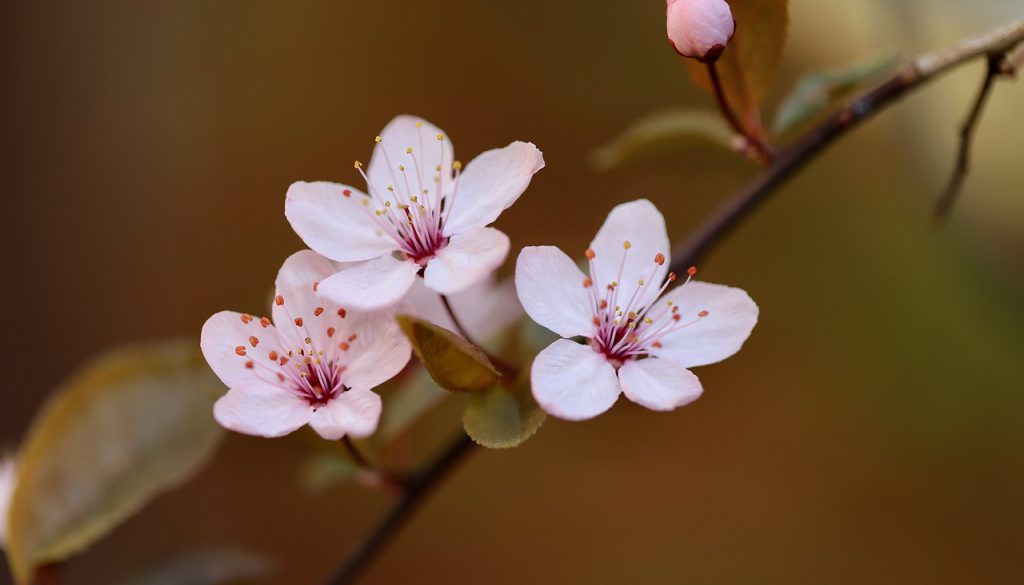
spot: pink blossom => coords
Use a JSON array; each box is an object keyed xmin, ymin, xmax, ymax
[
  {"xmin": 515, "ymin": 200, "xmax": 758, "ymax": 421},
  {"xmin": 286, "ymin": 116, "xmax": 544, "ymax": 310},
  {"xmin": 666, "ymin": 0, "xmax": 736, "ymax": 62},
  {"xmin": 201, "ymin": 250, "xmax": 411, "ymax": 439}
]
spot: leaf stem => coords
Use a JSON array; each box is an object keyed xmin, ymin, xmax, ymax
[
  {"xmin": 706, "ymin": 60, "xmax": 773, "ymax": 163},
  {"xmin": 322, "ymin": 432, "xmax": 477, "ymax": 585}
]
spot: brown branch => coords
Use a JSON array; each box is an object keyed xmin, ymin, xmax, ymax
[
  {"xmin": 933, "ymin": 54, "xmax": 1005, "ymax": 223},
  {"xmin": 323, "ymin": 432, "xmax": 476, "ymax": 585},
  {"xmin": 669, "ymin": 19, "xmax": 1024, "ymax": 274},
  {"xmin": 319, "ymin": 19, "xmax": 1024, "ymax": 585}
]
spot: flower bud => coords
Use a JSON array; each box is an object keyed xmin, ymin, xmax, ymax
[{"xmin": 666, "ymin": 0, "xmax": 736, "ymax": 62}]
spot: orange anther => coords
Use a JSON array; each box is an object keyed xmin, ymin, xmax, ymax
[
  {"xmin": 337, "ymin": 308, "xmax": 347, "ymax": 318},
  {"xmin": 234, "ymin": 346, "xmax": 247, "ymax": 356},
  {"xmin": 314, "ymin": 307, "xmax": 324, "ymax": 317},
  {"xmin": 245, "ymin": 360, "xmax": 254, "ymax": 369},
  {"xmin": 340, "ymin": 342, "xmax": 350, "ymax": 351},
  {"xmin": 687, "ymin": 266, "xmax": 698, "ymax": 277},
  {"xmin": 582, "ymin": 277, "xmax": 593, "ymax": 288},
  {"xmin": 698, "ymin": 310, "xmax": 709, "ymax": 318},
  {"xmin": 326, "ymin": 327, "xmax": 336, "ymax": 338},
  {"xmin": 275, "ymin": 295, "xmax": 284, "ymax": 306},
  {"xmin": 654, "ymin": 253, "xmax": 665, "ymax": 265},
  {"xmin": 259, "ymin": 317, "xmax": 271, "ymax": 328},
  {"xmin": 240, "ymin": 314, "xmax": 253, "ymax": 324},
  {"xmin": 268, "ymin": 351, "xmax": 279, "ymax": 361},
  {"xmin": 248, "ymin": 336, "xmax": 259, "ymax": 347},
  {"xmin": 585, "ymin": 248, "xmax": 596, "ymax": 260},
  {"xmin": 294, "ymin": 317, "xmax": 303, "ymax": 327},
  {"xmin": 668, "ymin": 272, "xmax": 677, "ymax": 282}
]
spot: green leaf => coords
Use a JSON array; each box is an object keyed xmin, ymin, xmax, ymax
[
  {"xmin": 115, "ymin": 548, "xmax": 275, "ymax": 585},
  {"xmin": 592, "ymin": 109, "xmax": 735, "ymax": 170},
  {"xmin": 773, "ymin": 54, "xmax": 899, "ymax": 135},
  {"xmin": 396, "ymin": 314, "xmax": 500, "ymax": 393},
  {"xmin": 302, "ymin": 452, "xmax": 361, "ymax": 493},
  {"xmin": 463, "ymin": 378, "xmax": 545, "ymax": 449},
  {"xmin": 6, "ymin": 341, "xmax": 224, "ymax": 584},
  {"xmin": 376, "ymin": 368, "xmax": 448, "ymax": 445},
  {"xmin": 686, "ymin": 0, "xmax": 789, "ymax": 138}
]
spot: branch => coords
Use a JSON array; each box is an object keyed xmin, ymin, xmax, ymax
[
  {"xmin": 319, "ymin": 19, "xmax": 1024, "ymax": 585},
  {"xmin": 322, "ymin": 433, "xmax": 476, "ymax": 585},
  {"xmin": 932, "ymin": 54, "xmax": 1004, "ymax": 222},
  {"xmin": 668, "ymin": 19, "xmax": 1024, "ymax": 274}
]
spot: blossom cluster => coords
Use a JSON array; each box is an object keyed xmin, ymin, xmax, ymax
[{"xmin": 201, "ymin": 115, "xmax": 757, "ymax": 442}]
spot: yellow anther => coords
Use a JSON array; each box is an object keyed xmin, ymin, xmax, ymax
[
  {"xmin": 623, "ymin": 241, "xmax": 632, "ymax": 250},
  {"xmin": 415, "ymin": 121, "xmax": 423, "ymax": 128},
  {"xmin": 354, "ymin": 160, "xmax": 363, "ymax": 169},
  {"xmin": 435, "ymin": 165, "xmax": 442, "ymax": 172},
  {"xmin": 644, "ymin": 317, "xmax": 653, "ymax": 324},
  {"xmin": 374, "ymin": 136, "xmax": 382, "ymax": 143},
  {"xmin": 638, "ymin": 279, "xmax": 645, "ymax": 286},
  {"xmin": 436, "ymin": 133, "xmax": 444, "ymax": 141},
  {"xmin": 387, "ymin": 186, "xmax": 394, "ymax": 192},
  {"xmin": 410, "ymin": 195, "xmax": 418, "ymax": 202},
  {"xmin": 407, "ymin": 147, "xmax": 413, "ymax": 154},
  {"xmin": 385, "ymin": 201, "xmax": 392, "ymax": 207},
  {"xmin": 453, "ymin": 160, "xmax": 463, "ymax": 170},
  {"xmin": 374, "ymin": 210, "xmax": 382, "ymax": 216}
]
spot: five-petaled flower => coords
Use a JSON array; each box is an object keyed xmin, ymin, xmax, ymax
[
  {"xmin": 286, "ymin": 115, "xmax": 545, "ymax": 311},
  {"xmin": 515, "ymin": 199, "xmax": 758, "ymax": 421},
  {"xmin": 201, "ymin": 250, "xmax": 411, "ymax": 440}
]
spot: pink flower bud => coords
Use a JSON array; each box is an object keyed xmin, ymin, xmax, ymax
[{"xmin": 666, "ymin": 0, "xmax": 736, "ymax": 62}]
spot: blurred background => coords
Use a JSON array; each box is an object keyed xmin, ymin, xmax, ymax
[{"xmin": 2, "ymin": 0, "xmax": 1023, "ymax": 583}]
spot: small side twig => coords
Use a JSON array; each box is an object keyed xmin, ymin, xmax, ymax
[
  {"xmin": 933, "ymin": 53, "xmax": 1006, "ymax": 223},
  {"xmin": 706, "ymin": 60, "xmax": 774, "ymax": 163}
]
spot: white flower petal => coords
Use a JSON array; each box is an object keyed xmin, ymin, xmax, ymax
[
  {"xmin": 271, "ymin": 250, "xmax": 339, "ymax": 345},
  {"xmin": 423, "ymin": 227, "xmax": 509, "ymax": 295},
  {"xmin": 514, "ymin": 246, "xmax": 593, "ymax": 338},
  {"xmin": 317, "ymin": 255, "xmax": 419, "ymax": 310},
  {"xmin": 213, "ymin": 381, "xmax": 312, "ymax": 438},
  {"xmin": 0, "ymin": 454, "xmax": 16, "ymax": 547},
  {"xmin": 340, "ymin": 309, "xmax": 412, "ymax": 391},
  {"xmin": 590, "ymin": 199, "xmax": 670, "ymax": 310},
  {"xmin": 618, "ymin": 358, "xmax": 703, "ymax": 412},
  {"xmin": 201, "ymin": 311, "xmax": 285, "ymax": 389},
  {"xmin": 531, "ymin": 339, "xmax": 621, "ymax": 421},
  {"xmin": 285, "ymin": 181, "xmax": 395, "ymax": 262},
  {"xmin": 406, "ymin": 276, "xmax": 523, "ymax": 342},
  {"xmin": 442, "ymin": 141, "xmax": 545, "ymax": 235},
  {"xmin": 652, "ymin": 281, "xmax": 758, "ymax": 368},
  {"xmin": 309, "ymin": 388, "xmax": 383, "ymax": 440},
  {"xmin": 368, "ymin": 115, "xmax": 453, "ymax": 206}
]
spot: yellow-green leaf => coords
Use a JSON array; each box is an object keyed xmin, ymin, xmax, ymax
[
  {"xmin": 773, "ymin": 53, "xmax": 899, "ymax": 135},
  {"xmin": 592, "ymin": 109, "xmax": 735, "ymax": 170},
  {"xmin": 686, "ymin": 0, "xmax": 789, "ymax": 137},
  {"xmin": 463, "ymin": 378, "xmax": 545, "ymax": 449},
  {"xmin": 396, "ymin": 314, "xmax": 500, "ymax": 393},
  {"xmin": 6, "ymin": 341, "xmax": 223, "ymax": 584}
]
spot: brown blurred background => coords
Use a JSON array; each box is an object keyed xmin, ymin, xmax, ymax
[{"xmin": 3, "ymin": 1, "xmax": 1023, "ymax": 583}]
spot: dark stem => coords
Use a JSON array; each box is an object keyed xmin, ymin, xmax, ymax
[
  {"xmin": 706, "ymin": 60, "xmax": 773, "ymax": 163},
  {"xmin": 933, "ymin": 54, "xmax": 1003, "ymax": 223},
  {"xmin": 35, "ymin": 564, "xmax": 59, "ymax": 585},
  {"xmin": 341, "ymin": 436, "xmax": 373, "ymax": 470},
  {"xmin": 323, "ymin": 432, "xmax": 477, "ymax": 585},
  {"xmin": 439, "ymin": 294, "xmax": 517, "ymax": 378},
  {"xmin": 439, "ymin": 295, "xmax": 476, "ymax": 345}
]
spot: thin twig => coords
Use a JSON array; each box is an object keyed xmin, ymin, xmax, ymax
[
  {"xmin": 439, "ymin": 295, "xmax": 475, "ymax": 344},
  {"xmin": 440, "ymin": 294, "xmax": 518, "ymax": 378},
  {"xmin": 323, "ymin": 432, "xmax": 477, "ymax": 585},
  {"xmin": 933, "ymin": 54, "xmax": 1004, "ymax": 223},
  {"xmin": 668, "ymin": 19, "xmax": 1024, "ymax": 275}
]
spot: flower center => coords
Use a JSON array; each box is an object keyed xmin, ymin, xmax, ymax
[
  {"xmin": 350, "ymin": 126, "xmax": 464, "ymax": 264},
  {"xmin": 232, "ymin": 296, "xmax": 360, "ymax": 408},
  {"xmin": 582, "ymin": 244, "xmax": 708, "ymax": 365}
]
